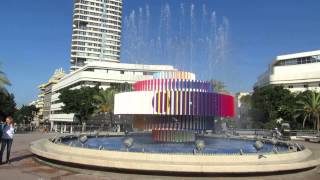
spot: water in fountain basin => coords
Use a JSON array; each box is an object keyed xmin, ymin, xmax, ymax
[{"xmin": 62, "ymin": 134, "xmax": 289, "ymax": 154}]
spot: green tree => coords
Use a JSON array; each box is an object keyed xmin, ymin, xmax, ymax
[
  {"xmin": 240, "ymin": 95, "xmax": 252, "ymax": 108},
  {"xmin": 0, "ymin": 68, "xmax": 11, "ymax": 90},
  {"xmin": 0, "ymin": 90, "xmax": 16, "ymax": 119},
  {"xmin": 94, "ymin": 88, "xmax": 116, "ymax": 113},
  {"xmin": 251, "ymin": 85, "xmax": 296, "ymax": 129},
  {"xmin": 14, "ymin": 105, "xmax": 38, "ymax": 124},
  {"xmin": 296, "ymin": 91, "xmax": 320, "ymax": 133},
  {"xmin": 59, "ymin": 86, "xmax": 99, "ymax": 124},
  {"xmin": 110, "ymin": 82, "xmax": 132, "ymax": 92},
  {"xmin": 93, "ymin": 88, "xmax": 116, "ymax": 126}
]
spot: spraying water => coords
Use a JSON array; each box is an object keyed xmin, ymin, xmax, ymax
[{"xmin": 121, "ymin": 2, "xmax": 230, "ymax": 81}]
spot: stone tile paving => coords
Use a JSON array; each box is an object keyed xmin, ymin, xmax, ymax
[{"xmin": 0, "ymin": 132, "xmax": 319, "ymax": 180}]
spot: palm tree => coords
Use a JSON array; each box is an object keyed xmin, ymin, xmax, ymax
[
  {"xmin": 93, "ymin": 88, "xmax": 116, "ymax": 128},
  {"xmin": 0, "ymin": 68, "xmax": 11, "ymax": 90},
  {"xmin": 296, "ymin": 91, "xmax": 320, "ymax": 133}
]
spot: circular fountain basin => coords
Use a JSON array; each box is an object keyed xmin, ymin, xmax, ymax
[
  {"xmin": 61, "ymin": 134, "xmax": 289, "ymax": 154},
  {"xmin": 30, "ymin": 133, "xmax": 320, "ymax": 174}
]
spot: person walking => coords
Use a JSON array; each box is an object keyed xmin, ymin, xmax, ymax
[{"xmin": 0, "ymin": 116, "xmax": 15, "ymax": 164}]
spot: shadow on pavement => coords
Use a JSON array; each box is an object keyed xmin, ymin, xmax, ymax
[{"xmin": 10, "ymin": 154, "xmax": 34, "ymax": 163}]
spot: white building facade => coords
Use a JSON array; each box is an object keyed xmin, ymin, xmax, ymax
[
  {"xmin": 71, "ymin": 0, "xmax": 122, "ymax": 70},
  {"xmin": 255, "ymin": 50, "xmax": 320, "ymax": 92},
  {"xmin": 49, "ymin": 61, "xmax": 177, "ymax": 131},
  {"xmin": 33, "ymin": 69, "xmax": 65, "ymax": 127}
]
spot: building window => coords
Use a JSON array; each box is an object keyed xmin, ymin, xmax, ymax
[
  {"xmin": 120, "ymin": 70, "xmax": 124, "ymax": 74},
  {"xmin": 288, "ymin": 85, "xmax": 293, "ymax": 88},
  {"xmin": 85, "ymin": 68, "xmax": 94, "ymax": 72},
  {"xmin": 303, "ymin": 84, "xmax": 309, "ymax": 88}
]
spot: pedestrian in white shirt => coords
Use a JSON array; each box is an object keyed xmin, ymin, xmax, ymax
[{"xmin": 0, "ymin": 116, "xmax": 15, "ymax": 164}]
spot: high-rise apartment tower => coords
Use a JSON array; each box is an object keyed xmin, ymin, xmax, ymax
[{"xmin": 71, "ymin": 0, "xmax": 122, "ymax": 70}]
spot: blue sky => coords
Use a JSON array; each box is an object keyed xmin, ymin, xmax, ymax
[{"xmin": 0, "ymin": 0, "xmax": 319, "ymax": 106}]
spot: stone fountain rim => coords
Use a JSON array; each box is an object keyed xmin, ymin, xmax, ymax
[{"xmin": 29, "ymin": 134, "xmax": 320, "ymax": 174}]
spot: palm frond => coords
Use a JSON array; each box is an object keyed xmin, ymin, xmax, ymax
[
  {"xmin": 0, "ymin": 74, "xmax": 11, "ymax": 87},
  {"xmin": 94, "ymin": 88, "xmax": 116, "ymax": 113},
  {"xmin": 297, "ymin": 91, "xmax": 320, "ymax": 132}
]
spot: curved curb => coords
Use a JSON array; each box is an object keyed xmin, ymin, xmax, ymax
[{"xmin": 29, "ymin": 138, "xmax": 320, "ymax": 174}]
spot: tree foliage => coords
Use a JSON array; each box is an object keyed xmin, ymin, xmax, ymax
[
  {"xmin": 94, "ymin": 88, "xmax": 116, "ymax": 113},
  {"xmin": 0, "ymin": 68, "xmax": 11, "ymax": 90},
  {"xmin": 110, "ymin": 82, "xmax": 132, "ymax": 92},
  {"xmin": 59, "ymin": 86, "xmax": 99, "ymax": 124},
  {"xmin": 93, "ymin": 88, "xmax": 117, "ymax": 127},
  {"xmin": 14, "ymin": 105, "xmax": 38, "ymax": 124},
  {"xmin": 0, "ymin": 90, "xmax": 16, "ymax": 120},
  {"xmin": 250, "ymin": 85, "xmax": 296, "ymax": 129},
  {"xmin": 244, "ymin": 85, "xmax": 320, "ymax": 130},
  {"xmin": 240, "ymin": 95, "xmax": 252, "ymax": 109},
  {"xmin": 296, "ymin": 91, "xmax": 320, "ymax": 133}
]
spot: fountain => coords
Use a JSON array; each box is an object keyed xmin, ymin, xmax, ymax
[
  {"xmin": 28, "ymin": 2, "xmax": 319, "ymax": 175},
  {"xmin": 29, "ymin": 71, "xmax": 318, "ymax": 174},
  {"xmin": 114, "ymin": 71, "xmax": 234, "ymax": 143}
]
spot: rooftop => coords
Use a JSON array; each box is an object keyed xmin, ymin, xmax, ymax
[{"xmin": 275, "ymin": 50, "xmax": 320, "ymax": 61}]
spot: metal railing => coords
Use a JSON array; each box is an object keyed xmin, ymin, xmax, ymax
[
  {"xmin": 50, "ymin": 124, "xmax": 128, "ymax": 134},
  {"xmin": 233, "ymin": 129, "xmax": 318, "ymax": 137}
]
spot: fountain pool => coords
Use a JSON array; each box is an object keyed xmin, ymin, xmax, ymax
[{"xmin": 62, "ymin": 134, "xmax": 290, "ymax": 154}]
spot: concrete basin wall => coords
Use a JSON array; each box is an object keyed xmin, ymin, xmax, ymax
[{"xmin": 29, "ymin": 138, "xmax": 320, "ymax": 174}]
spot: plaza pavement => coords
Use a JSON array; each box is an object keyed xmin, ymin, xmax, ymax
[{"xmin": 0, "ymin": 132, "xmax": 320, "ymax": 180}]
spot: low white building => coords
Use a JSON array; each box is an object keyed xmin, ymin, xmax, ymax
[
  {"xmin": 255, "ymin": 50, "xmax": 320, "ymax": 92},
  {"xmin": 49, "ymin": 61, "xmax": 177, "ymax": 131}
]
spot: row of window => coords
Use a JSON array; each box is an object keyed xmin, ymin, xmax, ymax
[
  {"xmin": 73, "ymin": 22, "xmax": 121, "ymax": 36},
  {"xmin": 275, "ymin": 55, "xmax": 320, "ymax": 66},
  {"xmin": 72, "ymin": 40, "xmax": 120, "ymax": 47},
  {"xmin": 75, "ymin": 1, "xmax": 122, "ymax": 11},
  {"xmin": 287, "ymin": 83, "xmax": 320, "ymax": 88},
  {"xmin": 50, "ymin": 110, "xmax": 63, "ymax": 115},
  {"xmin": 72, "ymin": 51, "xmax": 120, "ymax": 57},
  {"xmin": 75, "ymin": 1, "xmax": 122, "ymax": 12},
  {"xmin": 74, "ymin": 30, "xmax": 98, "ymax": 36},
  {"xmin": 72, "ymin": 45, "xmax": 120, "ymax": 51},
  {"xmin": 72, "ymin": 34, "xmax": 120, "ymax": 42},
  {"xmin": 83, "ymin": 68, "xmax": 150, "ymax": 76},
  {"xmin": 74, "ymin": 15, "xmax": 121, "ymax": 27},
  {"xmin": 74, "ymin": 20, "xmax": 121, "ymax": 34},
  {"xmin": 71, "ymin": 56, "xmax": 119, "ymax": 65},
  {"xmin": 72, "ymin": 41, "xmax": 100, "ymax": 47},
  {"xmin": 74, "ymin": 10, "xmax": 121, "ymax": 20},
  {"xmin": 76, "ymin": 0, "xmax": 122, "ymax": 7},
  {"xmin": 73, "ymin": 35, "xmax": 101, "ymax": 42},
  {"xmin": 101, "ymin": 54, "xmax": 120, "ymax": 60},
  {"xmin": 75, "ymin": 4, "xmax": 122, "ymax": 16},
  {"xmin": 73, "ymin": 47, "xmax": 100, "ymax": 52}
]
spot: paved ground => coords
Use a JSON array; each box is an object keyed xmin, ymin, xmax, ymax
[{"xmin": 0, "ymin": 132, "xmax": 320, "ymax": 180}]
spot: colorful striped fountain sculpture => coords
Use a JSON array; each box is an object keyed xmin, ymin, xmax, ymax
[{"xmin": 114, "ymin": 71, "xmax": 235, "ymax": 142}]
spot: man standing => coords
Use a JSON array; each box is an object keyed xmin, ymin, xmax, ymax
[{"xmin": 0, "ymin": 116, "xmax": 15, "ymax": 164}]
